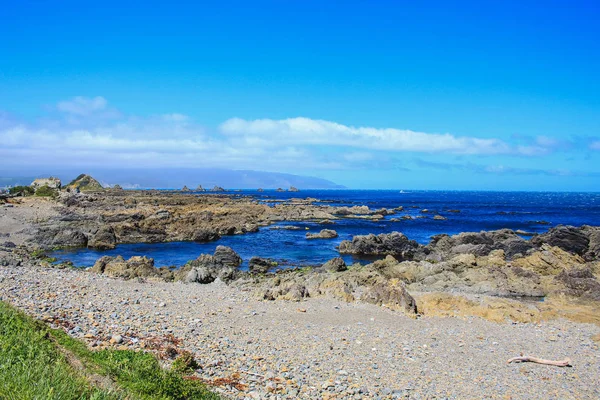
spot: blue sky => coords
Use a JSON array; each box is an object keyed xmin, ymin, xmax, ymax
[{"xmin": 1, "ymin": 0, "xmax": 599, "ymax": 190}]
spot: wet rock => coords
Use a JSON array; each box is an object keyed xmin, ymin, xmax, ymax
[
  {"xmin": 214, "ymin": 246, "xmax": 242, "ymax": 268},
  {"xmin": 88, "ymin": 226, "xmax": 117, "ymax": 250},
  {"xmin": 306, "ymin": 229, "xmax": 338, "ymax": 239},
  {"xmin": 339, "ymin": 232, "xmax": 422, "ymax": 260},
  {"xmin": 33, "ymin": 227, "xmax": 88, "ymax": 249},
  {"xmin": 249, "ymin": 257, "xmax": 276, "ymax": 274},
  {"xmin": 192, "ymin": 229, "xmax": 220, "ymax": 242}
]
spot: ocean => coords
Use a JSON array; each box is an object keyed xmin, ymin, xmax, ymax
[{"xmin": 52, "ymin": 190, "xmax": 600, "ymax": 268}]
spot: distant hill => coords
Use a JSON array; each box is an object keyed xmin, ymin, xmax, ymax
[{"xmin": 0, "ymin": 168, "xmax": 345, "ymax": 190}]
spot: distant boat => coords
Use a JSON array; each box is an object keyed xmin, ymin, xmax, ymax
[{"xmin": 399, "ymin": 190, "xmax": 410, "ymax": 194}]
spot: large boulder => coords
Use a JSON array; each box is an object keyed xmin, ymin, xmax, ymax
[
  {"xmin": 179, "ymin": 246, "xmax": 242, "ymax": 284},
  {"xmin": 214, "ymin": 245, "xmax": 242, "ymax": 267},
  {"xmin": 90, "ymin": 255, "xmax": 171, "ymax": 280},
  {"xmin": 361, "ymin": 279, "xmax": 417, "ymax": 315},
  {"xmin": 338, "ymin": 231, "xmax": 422, "ymax": 260},
  {"xmin": 322, "ymin": 257, "xmax": 347, "ymax": 272}
]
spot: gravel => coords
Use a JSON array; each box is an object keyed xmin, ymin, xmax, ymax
[{"xmin": 1, "ymin": 264, "xmax": 599, "ymax": 399}]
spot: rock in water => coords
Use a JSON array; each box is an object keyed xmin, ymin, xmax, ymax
[
  {"xmin": 211, "ymin": 186, "xmax": 225, "ymax": 192},
  {"xmin": 289, "ymin": 186, "xmax": 300, "ymax": 192},
  {"xmin": 249, "ymin": 257, "xmax": 275, "ymax": 274},
  {"xmin": 306, "ymin": 229, "xmax": 338, "ymax": 239},
  {"xmin": 338, "ymin": 231, "xmax": 422, "ymax": 260}
]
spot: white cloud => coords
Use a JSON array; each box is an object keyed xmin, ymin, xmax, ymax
[
  {"xmin": 0, "ymin": 97, "xmax": 570, "ymax": 174},
  {"xmin": 219, "ymin": 117, "xmax": 544, "ymax": 155},
  {"xmin": 56, "ymin": 96, "xmax": 108, "ymax": 116}
]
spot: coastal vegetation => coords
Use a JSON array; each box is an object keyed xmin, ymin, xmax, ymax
[
  {"xmin": 0, "ymin": 301, "xmax": 218, "ymax": 400},
  {"xmin": 8, "ymin": 185, "xmax": 34, "ymax": 196}
]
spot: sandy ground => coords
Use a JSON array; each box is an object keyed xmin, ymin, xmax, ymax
[
  {"xmin": 0, "ymin": 198, "xmax": 59, "ymax": 245},
  {"xmin": 1, "ymin": 264, "xmax": 599, "ymax": 399}
]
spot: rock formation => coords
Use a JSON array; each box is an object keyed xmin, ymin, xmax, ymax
[
  {"xmin": 178, "ymin": 246, "xmax": 242, "ymax": 284},
  {"xmin": 31, "ymin": 177, "xmax": 61, "ymax": 190},
  {"xmin": 66, "ymin": 174, "xmax": 103, "ymax": 192}
]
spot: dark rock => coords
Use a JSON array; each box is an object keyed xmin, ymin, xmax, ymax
[
  {"xmin": 180, "ymin": 246, "xmax": 243, "ymax": 284},
  {"xmin": 211, "ymin": 186, "xmax": 225, "ymax": 192},
  {"xmin": 322, "ymin": 257, "xmax": 347, "ymax": 272},
  {"xmin": 214, "ymin": 245, "xmax": 242, "ymax": 268},
  {"xmin": 192, "ymin": 229, "xmax": 221, "ymax": 242},
  {"xmin": 428, "ymin": 229, "xmax": 533, "ymax": 260},
  {"xmin": 339, "ymin": 232, "xmax": 422, "ymax": 260},
  {"xmin": 249, "ymin": 257, "xmax": 275, "ymax": 274},
  {"xmin": 531, "ymin": 225, "xmax": 590, "ymax": 256},
  {"xmin": 88, "ymin": 226, "xmax": 117, "ymax": 250},
  {"xmin": 34, "ymin": 227, "xmax": 88, "ymax": 248},
  {"xmin": 289, "ymin": 186, "xmax": 300, "ymax": 192}
]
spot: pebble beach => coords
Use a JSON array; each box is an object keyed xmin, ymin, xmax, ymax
[{"xmin": 1, "ymin": 263, "xmax": 598, "ymax": 399}]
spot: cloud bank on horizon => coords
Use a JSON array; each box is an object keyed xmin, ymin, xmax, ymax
[{"xmin": 1, "ymin": 96, "xmax": 599, "ymax": 189}]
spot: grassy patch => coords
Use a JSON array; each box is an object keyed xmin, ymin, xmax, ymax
[
  {"xmin": 35, "ymin": 184, "xmax": 59, "ymax": 198},
  {"xmin": 0, "ymin": 301, "xmax": 219, "ymax": 400}
]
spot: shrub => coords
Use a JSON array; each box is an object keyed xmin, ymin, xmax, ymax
[
  {"xmin": 35, "ymin": 185, "xmax": 58, "ymax": 198},
  {"xmin": 8, "ymin": 185, "xmax": 34, "ymax": 196}
]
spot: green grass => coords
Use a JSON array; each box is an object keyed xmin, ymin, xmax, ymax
[{"xmin": 0, "ymin": 301, "xmax": 220, "ymax": 400}]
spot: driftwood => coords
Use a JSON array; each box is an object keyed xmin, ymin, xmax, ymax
[{"xmin": 507, "ymin": 356, "xmax": 571, "ymax": 367}]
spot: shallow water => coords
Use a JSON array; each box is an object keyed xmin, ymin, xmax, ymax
[{"xmin": 52, "ymin": 190, "xmax": 600, "ymax": 268}]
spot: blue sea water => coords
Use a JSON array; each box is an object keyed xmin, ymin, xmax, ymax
[{"xmin": 52, "ymin": 190, "xmax": 600, "ymax": 269}]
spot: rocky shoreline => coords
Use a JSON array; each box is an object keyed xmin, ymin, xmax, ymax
[{"xmin": 1, "ymin": 192, "xmax": 600, "ymax": 399}]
